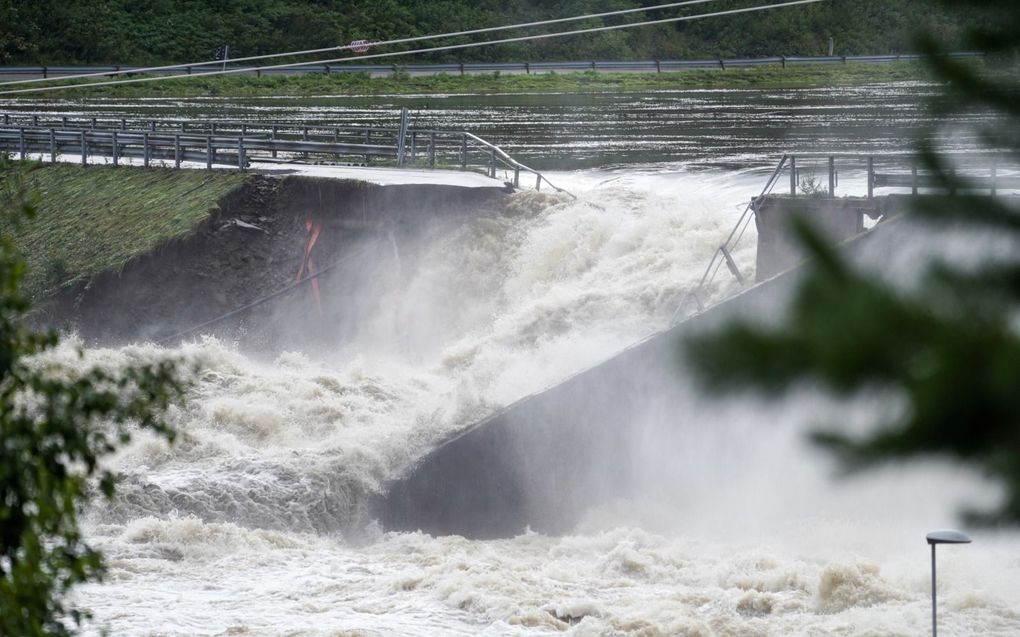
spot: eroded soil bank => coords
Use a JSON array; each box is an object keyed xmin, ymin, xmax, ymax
[{"xmin": 39, "ymin": 173, "xmax": 507, "ymax": 348}]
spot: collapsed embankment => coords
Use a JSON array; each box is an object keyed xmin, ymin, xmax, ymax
[{"xmin": 24, "ymin": 164, "xmax": 507, "ymax": 345}]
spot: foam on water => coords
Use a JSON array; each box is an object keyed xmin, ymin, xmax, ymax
[{"xmin": 46, "ymin": 167, "xmax": 1020, "ymax": 635}]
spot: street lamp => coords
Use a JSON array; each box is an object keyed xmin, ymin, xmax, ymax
[{"xmin": 926, "ymin": 529, "xmax": 971, "ymax": 637}]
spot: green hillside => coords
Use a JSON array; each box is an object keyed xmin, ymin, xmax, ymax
[{"xmin": 0, "ymin": 0, "xmax": 992, "ymax": 66}]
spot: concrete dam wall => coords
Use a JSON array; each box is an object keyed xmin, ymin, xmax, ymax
[{"xmin": 372, "ymin": 210, "xmax": 912, "ymax": 539}]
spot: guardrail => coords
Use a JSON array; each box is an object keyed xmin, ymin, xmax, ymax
[
  {"xmin": 671, "ymin": 150, "xmax": 1019, "ymax": 322},
  {"xmin": 0, "ymin": 53, "xmax": 984, "ymax": 80},
  {"xmin": 0, "ymin": 111, "xmax": 574, "ymax": 196}
]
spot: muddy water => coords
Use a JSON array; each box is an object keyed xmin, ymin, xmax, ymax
[{"xmin": 6, "ymin": 84, "xmax": 1018, "ymax": 635}]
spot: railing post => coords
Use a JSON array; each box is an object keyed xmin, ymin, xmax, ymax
[
  {"xmin": 112, "ymin": 131, "xmax": 119, "ymax": 166},
  {"xmin": 206, "ymin": 136, "xmax": 213, "ymax": 169},
  {"xmin": 90, "ymin": 117, "xmax": 96, "ymax": 130},
  {"xmin": 867, "ymin": 156, "xmax": 874, "ymax": 199},
  {"xmin": 396, "ymin": 107, "xmax": 409, "ymax": 167},
  {"xmin": 911, "ymin": 158, "xmax": 918, "ymax": 195},
  {"xmin": 120, "ymin": 118, "xmax": 126, "ymax": 130},
  {"xmin": 62, "ymin": 116, "xmax": 68, "ymax": 128},
  {"xmin": 536, "ymin": 173, "xmax": 542, "ymax": 191},
  {"xmin": 143, "ymin": 132, "xmax": 150, "ymax": 167},
  {"xmin": 150, "ymin": 120, "xmax": 156, "ymax": 132},
  {"xmin": 490, "ymin": 148, "xmax": 496, "ymax": 178},
  {"xmin": 790, "ymin": 155, "xmax": 797, "ymax": 195},
  {"xmin": 18, "ymin": 127, "xmax": 25, "ymax": 160},
  {"xmin": 460, "ymin": 133, "xmax": 468, "ymax": 169},
  {"xmin": 238, "ymin": 137, "xmax": 245, "ymax": 171},
  {"xmin": 410, "ymin": 131, "xmax": 416, "ymax": 161},
  {"xmin": 991, "ymin": 157, "xmax": 997, "ymax": 196},
  {"xmin": 49, "ymin": 128, "xmax": 56, "ymax": 163},
  {"xmin": 429, "ymin": 132, "xmax": 436, "ymax": 167},
  {"xmin": 32, "ymin": 114, "xmax": 38, "ymax": 127},
  {"xmin": 828, "ymin": 155, "xmax": 835, "ymax": 197},
  {"xmin": 271, "ymin": 125, "xmax": 278, "ymax": 159},
  {"xmin": 514, "ymin": 166, "xmax": 520, "ymax": 188},
  {"xmin": 80, "ymin": 131, "xmax": 87, "ymax": 166},
  {"xmin": 174, "ymin": 134, "xmax": 181, "ymax": 168}
]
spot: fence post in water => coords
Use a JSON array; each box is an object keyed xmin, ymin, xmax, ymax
[
  {"xmin": 790, "ymin": 156, "xmax": 797, "ymax": 195},
  {"xmin": 867, "ymin": 156, "xmax": 874, "ymax": 199},
  {"xmin": 80, "ymin": 131, "xmax": 87, "ymax": 165},
  {"xmin": 112, "ymin": 131, "xmax": 119, "ymax": 166},
  {"xmin": 143, "ymin": 132, "xmax": 150, "ymax": 168},
  {"xmin": 206, "ymin": 136, "xmax": 213, "ymax": 169},
  {"xmin": 429, "ymin": 132, "xmax": 436, "ymax": 167},
  {"xmin": 49, "ymin": 128, "xmax": 56, "ymax": 163},
  {"xmin": 174, "ymin": 134, "xmax": 181, "ymax": 168},
  {"xmin": 460, "ymin": 133, "xmax": 468, "ymax": 169},
  {"xmin": 828, "ymin": 156, "xmax": 835, "ymax": 197}
]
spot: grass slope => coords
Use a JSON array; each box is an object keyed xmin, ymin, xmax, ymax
[
  {"xmin": 14, "ymin": 164, "xmax": 244, "ymax": 299},
  {"xmin": 58, "ymin": 62, "xmax": 940, "ymax": 99}
]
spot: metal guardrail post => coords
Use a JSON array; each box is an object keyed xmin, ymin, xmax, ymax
[
  {"xmin": 460, "ymin": 133, "xmax": 467, "ymax": 169},
  {"xmin": 396, "ymin": 107, "xmax": 409, "ymax": 167},
  {"xmin": 828, "ymin": 156, "xmax": 835, "ymax": 197},
  {"xmin": 489, "ymin": 148, "xmax": 496, "ymax": 178},
  {"xmin": 150, "ymin": 120, "xmax": 156, "ymax": 132},
  {"xmin": 32, "ymin": 115, "xmax": 38, "ymax": 127},
  {"xmin": 90, "ymin": 117, "xmax": 96, "ymax": 130},
  {"xmin": 429, "ymin": 132, "xmax": 436, "ymax": 167},
  {"xmin": 912, "ymin": 159, "xmax": 918, "ymax": 195},
  {"xmin": 143, "ymin": 132, "xmax": 150, "ymax": 168},
  {"xmin": 238, "ymin": 138, "xmax": 245, "ymax": 171},
  {"xmin": 80, "ymin": 131, "xmax": 87, "ymax": 166},
  {"xmin": 112, "ymin": 131, "xmax": 119, "ymax": 166},
  {"xmin": 271, "ymin": 126, "xmax": 278, "ymax": 158},
  {"xmin": 991, "ymin": 158, "xmax": 998, "ymax": 196},
  {"xmin": 410, "ymin": 132, "xmax": 416, "ymax": 161},
  {"xmin": 514, "ymin": 166, "xmax": 520, "ymax": 188},
  {"xmin": 536, "ymin": 173, "xmax": 542, "ymax": 191},
  {"xmin": 206, "ymin": 136, "xmax": 213, "ymax": 169},
  {"xmin": 49, "ymin": 128, "xmax": 56, "ymax": 163},
  {"xmin": 790, "ymin": 156, "xmax": 797, "ymax": 195},
  {"xmin": 867, "ymin": 156, "xmax": 874, "ymax": 199},
  {"xmin": 174, "ymin": 134, "xmax": 181, "ymax": 168}
]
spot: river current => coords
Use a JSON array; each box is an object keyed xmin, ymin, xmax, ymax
[{"xmin": 10, "ymin": 82, "xmax": 1019, "ymax": 635}]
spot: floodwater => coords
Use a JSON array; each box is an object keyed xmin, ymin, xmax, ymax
[{"xmin": 8, "ymin": 83, "xmax": 1019, "ymax": 635}]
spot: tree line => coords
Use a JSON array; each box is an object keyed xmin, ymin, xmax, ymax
[{"xmin": 0, "ymin": 0, "xmax": 985, "ymax": 66}]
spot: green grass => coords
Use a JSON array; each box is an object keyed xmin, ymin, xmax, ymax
[
  {"xmin": 45, "ymin": 61, "xmax": 949, "ymax": 99},
  {"xmin": 12, "ymin": 163, "xmax": 245, "ymax": 299}
]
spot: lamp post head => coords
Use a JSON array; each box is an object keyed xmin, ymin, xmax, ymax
[{"xmin": 926, "ymin": 529, "xmax": 972, "ymax": 545}]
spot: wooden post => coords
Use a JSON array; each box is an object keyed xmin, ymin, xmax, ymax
[
  {"xmin": 174, "ymin": 134, "xmax": 181, "ymax": 168},
  {"xmin": 80, "ymin": 131, "xmax": 87, "ymax": 165},
  {"xmin": 112, "ymin": 131, "xmax": 119, "ymax": 166},
  {"xmin": 867, "ymin": 156, "xmax": 874, "ymax": 199},
  {"xmin": 143, "ymin": 132, "xmax": 150, "ymax": 167},
  {"xmin": 206, "ymin": 136, "xmax": 213, "ymax": 169},
  {"xmin": 790, "ymin": 156, "xmax": 797, "ymax": 195},
  {"xmin": 828, "ymin": 156, "xmax": 835, "ymax": 197}
]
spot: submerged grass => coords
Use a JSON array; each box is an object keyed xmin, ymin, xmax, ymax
[
  {"xmin": 49, "ymin": 62, "xmax": 945, "ymax": 99},
  {"xmin": 12, "ymin": 163, "xmax": 244, "ymax": 299}
]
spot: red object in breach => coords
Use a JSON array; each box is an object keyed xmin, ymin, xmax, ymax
[{"xmin": 296, "ymin": 218, "xmax": 323, "ymax": 315}]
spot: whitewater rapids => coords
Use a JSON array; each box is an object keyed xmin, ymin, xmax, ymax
[{"xmin": 48, "ymin": 168, "xmax": 1019, "ymax": 635}]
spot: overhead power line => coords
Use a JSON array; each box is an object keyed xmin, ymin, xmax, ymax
[
  {"xmin": 0, "ymin": 0, "xmax": 724, "ymax": 88},
  {"xmin": 1, "ymin": 0, "xmax": 829, "ymax": 96}
]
